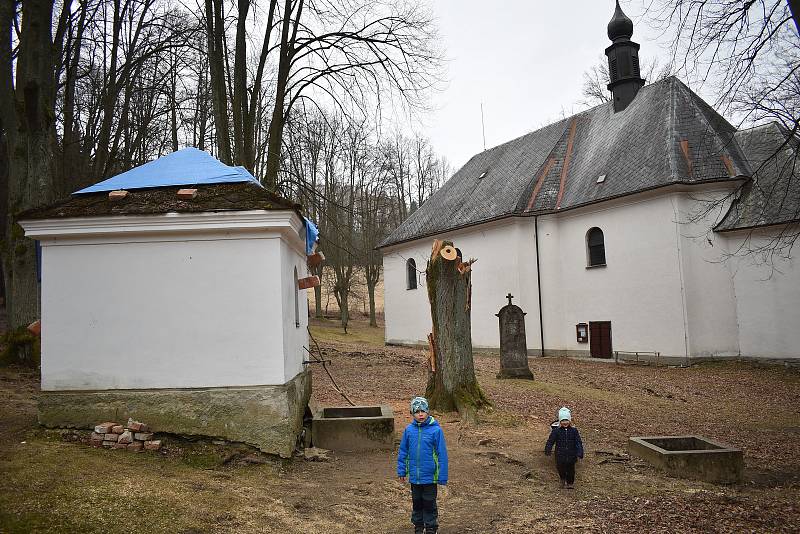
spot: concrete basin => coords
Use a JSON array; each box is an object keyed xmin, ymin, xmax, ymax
[
  {"xmin": 628, "ymin": 435, "xmax": 743, "ymax": 484},
  {"xmin": 312, "ymin": 405, "xmax": 394, "ymax": 451}
]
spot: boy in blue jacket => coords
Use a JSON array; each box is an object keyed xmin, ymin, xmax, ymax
[
  {"xmin": 545, "ymin": 406, "xmax": 584, "ymax": 489},
  {"xmin": 397, "ymin": 396, "xmax": 448, "ymax": 534}
]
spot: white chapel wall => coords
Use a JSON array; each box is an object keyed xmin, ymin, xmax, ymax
[
  {"xmin": 280, "ymin": 237, "xmax": 310, "ymax": 382},
  {"xmin": 40, "ymin": 234, "xmax": 287, "ymax": 390}
]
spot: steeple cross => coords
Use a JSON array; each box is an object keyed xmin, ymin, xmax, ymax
[{"xmin": 506, "ymin": 293, "xmax": 514, "ymax": 306}]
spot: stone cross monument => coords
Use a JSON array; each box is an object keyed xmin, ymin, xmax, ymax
[{"xmin": 496, "ymin": 294, "xmax": 534, "ymax": 380}]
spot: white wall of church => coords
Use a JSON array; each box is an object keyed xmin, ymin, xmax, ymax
[
  {"xmin": 383, "ymin": 191, "xmax": 799, "ymax": 361},
  {"xmin": 383, "ymin": 219, "xmax": 542, "ymax": 351},
  {"xmin": 29, "ymin": 212, "xmax": 308, "ymax": 390},
  {"xmin": 724, "ymin": 227, "xmax": 800, "ymax": 359},
  {"xmin": 536, "ymin": 193, "xmax": 690, "ymax": 358},
  {"xmin": 673, "ymin": 190, "xmax": 741, "ymax": 357}
]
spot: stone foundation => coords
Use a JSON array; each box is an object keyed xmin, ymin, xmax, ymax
[{"xmin": 38, "ymin": 370, "xmax": 311, "ymax": 458}]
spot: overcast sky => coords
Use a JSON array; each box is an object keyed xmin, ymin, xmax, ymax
[{"xmin": 423, "ymin": 0, "xmax": 675, "ymax": 170}]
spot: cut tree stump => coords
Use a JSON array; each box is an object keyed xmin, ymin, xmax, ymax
[{"xmin": 425, "ymin": 240, "xmax": 491, "ymax": 421}]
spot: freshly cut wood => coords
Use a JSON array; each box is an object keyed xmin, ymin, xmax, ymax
[
  {"xmin": 177, "ymin": 188, "xmax": 198, "ymax": 199},
  {"xmin": 440, "ymin": 246, "xmax": 457, "ymax": 261},
  {"xmin": 108, "ymin": 190, "xmax": 128, "ymax": 200},
  {"xmin": 427, "ymin": 333, "xmax": 437, "ymax": 372},
  {"xmin": 425, "ymin": 240, "xmax": 491, "ymax": 420},
  {"xmin": 298, "ymin": 276, "xmax": 320, "ymax": 290}
]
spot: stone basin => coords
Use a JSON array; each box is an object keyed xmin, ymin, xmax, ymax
[
  {"xmin": 312, "ymin": 405, "xmax": 394, "ymax": 451},
  {"xmin": 628, "ymin": 435, "xmax": 743, "ymax": 484}
]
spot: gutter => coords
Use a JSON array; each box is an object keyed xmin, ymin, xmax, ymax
[{"xmin": 534, "ymin": 216, "xmax": 545, "ymax": 356}]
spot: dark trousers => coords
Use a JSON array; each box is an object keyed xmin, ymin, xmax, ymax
[
  {"xmin": 556, "ymin": 460, "xmax": 576, "ymax": 484},
  {"xmin": 411, "ymin": 483, "xmax": 438, "ymax": 529}
]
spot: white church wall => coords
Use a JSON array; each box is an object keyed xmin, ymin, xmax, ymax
[
  {"xmin": 280, "ymin": 237, "xmax": 310, "ymax": 382},
  {"xmin": 673, "ymin": 190, "xmax": 741, "ymax": 358},
  {"xmin": 537, "ymin": 193, "xmax": 689, "ymax": 358},
  {"xmin": 383, "ymin": 219, "xmax": 542, "ymax": 350},
  {"xmin": 724, "ymin": 226, "xmax": 800, "ymax": 359}
]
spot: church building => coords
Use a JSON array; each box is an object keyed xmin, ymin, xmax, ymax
[{"xmin": 379, "ymin": 3, "xmax": 800, "ymax": 362}]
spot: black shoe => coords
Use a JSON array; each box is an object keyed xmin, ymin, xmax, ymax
[
  {"xmin": 414, "ymin": 526, "xmax": 424, "ymax": 534},
  {"xmin": 425, "ymin": 528, "xmax": 438, "ymax": 534}
]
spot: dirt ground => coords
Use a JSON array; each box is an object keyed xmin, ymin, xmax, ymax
[{"xmin": 2, "ymin": 319, "xmax": 800, "ymax": 533}]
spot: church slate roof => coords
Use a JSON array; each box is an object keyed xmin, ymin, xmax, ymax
[
  {"xmin": 716, "ymin": 122, "xmax": 800, "ymax": 232},
  {"xmin": 379, "ymin": 76, "xmax": 754, "ymax": 249}
]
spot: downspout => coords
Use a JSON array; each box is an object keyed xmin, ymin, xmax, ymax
[{"xmin": 535, "ymin": 216, "xmax": 545, "ymax": 356}]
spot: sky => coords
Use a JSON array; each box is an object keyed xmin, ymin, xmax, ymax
[{"xmin": 422, "ymin": 0, "xmax": 676, "ymax": 170}]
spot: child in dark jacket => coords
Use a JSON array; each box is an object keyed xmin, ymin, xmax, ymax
[
  {"xmin": 545, "ymin": 406, "xmax": 584, "ymax": 489},
  {"xmin": 397, "ymin": 396, "xmax": 448, "ymax": 534}
]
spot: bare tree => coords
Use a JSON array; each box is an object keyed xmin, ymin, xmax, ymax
[
  {"xmin": 643, "ymin": 0, "xmax": 800, "ymax": 260},
  {"xmin": 0, "ymin": 0, "xmax": 58, "ymax": 362}
]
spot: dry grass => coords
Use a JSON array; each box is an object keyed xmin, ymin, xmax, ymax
[{"xmin": 2, "ymin": 329, "xmax": 800, "ymax": 533}]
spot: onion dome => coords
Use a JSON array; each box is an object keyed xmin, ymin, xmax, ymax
[{"xmin": 607, "ymin": 1, "xmax": 634, "ymax": 41}]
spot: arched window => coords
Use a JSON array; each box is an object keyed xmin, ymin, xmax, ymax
[
  {"xmin": 587, "ymin": 227, "xmax": 606, "ymax": 267},
  {"xmin": 406, "ymin": 258, "xmax": 418, "ymax": 290},
  {"xmin": 294, "ymin": 266, "xmax": 300, "ymax": 327}
]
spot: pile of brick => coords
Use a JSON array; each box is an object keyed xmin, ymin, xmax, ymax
[{"xmin": 90, "ymin": 418, "xmax": 162, "ymax": 452}]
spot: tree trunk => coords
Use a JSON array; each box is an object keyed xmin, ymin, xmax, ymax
[
  {"xmin": 1, "ymin": 0, "xmax": 57, "ymax": 365},
  {"xmin": 425, "ymin": 240, "xmax": 490, "ymax": 419},
  {"xmin": 367, "ymin": 281, "xmax": 377, "ymax": 327}
]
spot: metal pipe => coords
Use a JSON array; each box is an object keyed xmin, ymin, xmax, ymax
[{"xmin": 534, "ymin": 216, "xmax": 545, "ymax": 356}]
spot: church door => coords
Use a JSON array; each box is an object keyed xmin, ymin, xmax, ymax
[{"xmin": 589, "ymin": 321, "xmax": 612, "ymax": 358}]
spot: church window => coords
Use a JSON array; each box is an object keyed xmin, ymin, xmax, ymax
[
  {"xmin": 406, "ymin": 258, "xmax": 418, "ymax": 290},
  {"xmin": 587, "ymin": 227, "xmax": 606, "ymax": 267}
]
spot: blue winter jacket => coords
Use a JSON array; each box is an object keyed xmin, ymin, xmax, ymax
[
  {"xmin": 545, "ymin": 425, "xmax": 584, "ymax": 463},
  {"xmin": 397, "ymin": 416, "xmax": 448, "ymax": 485}
]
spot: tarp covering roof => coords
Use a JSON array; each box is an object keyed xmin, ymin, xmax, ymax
[{"xmin": 74, "ymin": 147, "xmax": 257, "ymax": 194}]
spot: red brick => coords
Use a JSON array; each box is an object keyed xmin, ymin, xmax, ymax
[
  {"xmin": 177, "ymin": 188, "xmax": 197, "ymax": 200},
  {"xmin": 108, "ymin": 190, "xmax": 128, "ymax": 200},
  {"xmin": 127, "ymin": 442, "xmax": 143, "ymax": 451},
  {"xmin": 144, "ymin": 440, "xmax": 162, "ymax": 451},
  {"xmin": 90, "ymin": 439, "xmax": 104, "ymax": 448},
  {"xmin": 112, "ymin": 442, "xmax": 128, "ymax": 449},
  {"xmin": 138, "ymin": 424, "xmax": 151, "ymax": 433},
  {"xmin": 91, "ymin": 432, "xmax": 105, "ymax": 441},
  {"xmin": 127, "ymin": 421, "xmax": 144, "ymax": 432},
  {"xmin": 102, "ymin": 441, "xmax": 115, "ymax": 447},
  {"xmin": 117, "ymin": 430, "xmax": 133, "ymax": 444},
  {"xmin": 134, "ymin": 432, "xmax": 153, "ymax": 441},
  {"xmin": 298, "ymin": 275, "xmax": 320, "ymax": 290},
  {"xmin": 94, "ymin": 422, "xmax": 117, "ymax": 434},
  {"xmin": 104, "ymin": 433, "xmax": 119, "ymax": 442},
  {"xmin": 111, "ymin": 425, "xmax": 124, "ymax": 434}
]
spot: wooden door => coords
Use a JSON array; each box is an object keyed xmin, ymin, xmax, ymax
[{"xmin": 589, "ymin": 321, "xmax": 612, "ymax": 358}]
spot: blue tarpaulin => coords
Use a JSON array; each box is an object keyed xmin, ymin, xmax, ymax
[
  {"xmin": 304, "ymin": 218, "xmax": 319, "ymax": 255},
  {"xmin": 73, "ymin": 148, "xmax": 258, "ymax": 194}
]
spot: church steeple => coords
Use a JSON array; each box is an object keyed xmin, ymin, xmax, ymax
[{"xmin": 605, "ymin": 1, "xmax": 645, "ymax": 112}]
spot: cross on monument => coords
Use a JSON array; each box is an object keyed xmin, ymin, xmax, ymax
[{"xmin": 506, "ymin": 293, "xmax": 514, "ymax": 306}]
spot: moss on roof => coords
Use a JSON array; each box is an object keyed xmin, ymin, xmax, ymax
[{"xmin": 19, "ymin": 182, "xmax": 303, "ymax": 220}]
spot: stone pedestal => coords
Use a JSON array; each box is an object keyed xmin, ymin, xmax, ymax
[
  {"xmin": 38, "ymin": 369, "xmax": 311, "ymax": 458},
  {"xmin": 496, "ymin": 294, "xmax": 534, "ymax": 379}
]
